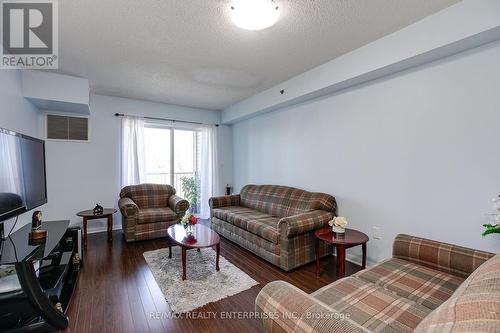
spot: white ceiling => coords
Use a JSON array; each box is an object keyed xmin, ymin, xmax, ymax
[{"xmin": 57, "ymin": 0, "xmax": 460, "ymax": 110}]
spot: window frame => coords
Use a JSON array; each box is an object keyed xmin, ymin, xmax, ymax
[{"xmin": 143, "ymin": 121, "xmax": 200, "ymax": 189}]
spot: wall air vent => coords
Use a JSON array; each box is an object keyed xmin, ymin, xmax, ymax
[{"xmin": 46, "ymin": 114, "xmax": 89, "ymax": 141}]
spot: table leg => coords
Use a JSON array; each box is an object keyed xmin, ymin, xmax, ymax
[
  {"xmin": 182, "ymin": 246, "xmax": 187, "ymax": 281},
  {"xmin": 107, "ymin": 214, "xmax": 113, "ymax": 242},
  {"xmin": 215, "ymin": 243, "xmax": 220, "ymax": 272},
  {"xmin": 83, "ymin": 217, "xmax": 88, "ymax": 248},
  {"xmin": 362, "ymin": 243, "xmax": 367, "ymax": 269},
  {"xmin": 168, "ymin": 246, "xmax": 172, "ymax": 259},
  {"xmin": 315, "ymin": 238, "xmax": 320, "ymax": 278},
  {"xmin": 338, "ymin": 245, "xmax": 346, "ymax": 278}
]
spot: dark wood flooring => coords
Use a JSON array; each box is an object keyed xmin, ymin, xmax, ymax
[{"xmin": 63, "ymin": 225, "xmax": 361, "ymax": 333}]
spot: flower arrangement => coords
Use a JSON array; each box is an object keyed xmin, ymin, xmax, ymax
[
  {"xmin": 493, "ymin": 195, "xmax": 500, "ymax": 213},
  {"xmin": 181, "ymin": 213, "xmax": 198, "ymax": 233},
  {"xmin": 483, "ymin": 195, "xmax": 500, "ymax": 236},
  {"xmin": 329, "ymin": 216, "xmax": 348, "ymax": 233},
  {"xmin": 483, "ymin": 223, "xmax": 500, "ymax": 236}
]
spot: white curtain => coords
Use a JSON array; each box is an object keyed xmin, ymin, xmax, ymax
[
  {"xmin": 199, "ymin": 125, "xmax": 219, "ymax": 219},
  {"xmin": 121, "ymin": 116, "xmax": 146, "ymax": 187}
]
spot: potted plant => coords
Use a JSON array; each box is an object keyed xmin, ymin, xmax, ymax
[{"xmin": 181, "ymin": 176, "xmax": 199, "ymax": 214}]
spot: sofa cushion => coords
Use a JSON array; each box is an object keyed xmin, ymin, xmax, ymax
[
  {"xmin": 354, "ymin": 258, "xmax": 465, "ymax": 310},
  {"xmin": 414, "ymin": 253, "xmax": 500, "ymax": 333},
  {"xmin": 240, "ymin": 184, "xmax": 337, "ymax": 218},
  {"xmin": 137, "ymin": 207, "xmax": 178, "ymax": 224},
  {"xmin": 211, "ymin": 217, "xmax": 280, "ymax": 255},
  {"xmin": 312, "ymin": 276, "xmax": 432, "ymax": 333},
  {"xmin": 120, "ymin": 183, "xmax": 176, "ymax": 208},
  {"xmin": 212, "ymin": 206, "xmax": 280, "ymax": 243},
  {"xmin": 134, "ymin": 220, "xmax": 177, "ymax": 241},
  {"xmin": 212, "ymin": 206, "xmax": 272, "ymax": 228}
]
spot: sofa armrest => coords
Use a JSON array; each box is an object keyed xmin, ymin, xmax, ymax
[
  {"xmin": 168, "ymin": 195, "xmax": 190, "ymax": 214},
  {"xmin": 118, "ymin": 197, "xmax": 139, "ymax": 217},
  {"xmin": 279, "ymin": 211, "xmax": 333, "ymax": 238},
  {"xmin": 256, "ymin": 281, "xmax": 367, "ymax": 333},
  {"xmin": 393, "ymin": 234, "xmax": 495, "ymax": 278},
  {"xmin": 209, "ymin": 195, "xmax": 240, "ymax": 209}
]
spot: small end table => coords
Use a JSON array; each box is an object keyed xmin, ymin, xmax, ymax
[
  {"xmin": 76, "ymin": 208, "xmax": 117, "ymax": 248},
  {"xmin": 167, "ymin": 224, "xmax": 221, "ymax": 281},
  {"xmin": 315, "ymin": 227, "xmax": 369, "ymax": 278}
]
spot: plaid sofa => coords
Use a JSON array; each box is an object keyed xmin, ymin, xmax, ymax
[
  {"xmin": 118, "ymin": 184, "xmax": 189, "ymax": 242},
  {"xmin": 256, "ymin": 234, "xmax": 498, "ymax": 333},
  {"xmin": 209, "ymin": 184, "xmax": 337, "ymax": 271}
]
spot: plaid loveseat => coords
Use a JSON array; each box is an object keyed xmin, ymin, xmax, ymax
[
  {"xmin": 256, "ymin": 234, "xmax": 498, "ymax": 333},
  {"xmin": 209, "ymin": 184, "xmax": 337, "ymax": 271},
  {"xmin": 118, "ymin": 184, "xmax": 189, "ymax": 242}
]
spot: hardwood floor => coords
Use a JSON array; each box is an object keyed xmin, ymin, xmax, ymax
[{"xmin": 63, "ymin": 225, "xmax": 362, "ymax": 333}]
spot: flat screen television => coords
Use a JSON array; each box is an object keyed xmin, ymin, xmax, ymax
[{"xmin": 0, "ymin": 127, "xmax": 47, "ymax": 223}]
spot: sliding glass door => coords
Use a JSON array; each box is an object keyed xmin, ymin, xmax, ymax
[
  {"xmin": 143, "ymin": 124, "xmax": 200, "ymax": 213},
  {"xmin": 144, "ymin": 126, "xmax": 172, "ymax": 184}
]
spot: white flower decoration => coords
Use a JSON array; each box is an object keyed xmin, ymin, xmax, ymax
[{"xmin": 329, "ymin": 216, "xmax": 348, "ymax": 228}]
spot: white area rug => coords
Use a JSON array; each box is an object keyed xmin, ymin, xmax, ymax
[{"xmin": 143, "ymin": 247, "xmax": 258, "ymax": 313}]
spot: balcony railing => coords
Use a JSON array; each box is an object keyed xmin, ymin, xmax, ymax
[{"xmin": 145, "ymin": 172, "xmax": 199, "ymax": 212}]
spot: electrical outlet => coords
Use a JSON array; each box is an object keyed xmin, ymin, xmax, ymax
[{"xmin": 373, "ymin": 227, "xmax": 381, "ymax": 240}]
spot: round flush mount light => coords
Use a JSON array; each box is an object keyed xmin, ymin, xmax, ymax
[{"xmin": 230, "ymin": 0, "xmax": 280, "ymax": 31}]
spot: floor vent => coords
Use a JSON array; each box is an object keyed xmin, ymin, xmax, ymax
[{"xmin": 46, "ymin": 114, "xmax": 89, "ymax": 141}]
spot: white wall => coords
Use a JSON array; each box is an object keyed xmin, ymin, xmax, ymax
[
  {"xmin": 0, "ymin": 70, "xmax": 44, "ymax": 232},
  {"xmin": 22, "ymin": 70, "xmax": 91, "ymax": 114},
  {"xmin": 232, "ymin": 40, "xmax": 500, "ymax": 264},
  {"xmin": 42, "ymin": 94, "xmax": 231, "ymax": 232},
  {"xmin": 22, "ymin": 70, "xmax": 90, "ymax": 106}
]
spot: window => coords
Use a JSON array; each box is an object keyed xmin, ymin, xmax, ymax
[
  {"xmin": 143, "ymin": 125, "xmax": 201, "ymax": 213},
  {"xmin": 144, "ymin": 126, "xmax": 171, "ymax": 184}
]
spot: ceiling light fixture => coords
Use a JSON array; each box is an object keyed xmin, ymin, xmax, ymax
[{"xmin": 230, "ymin": 0, "xmax": 280, "ymax": 31}]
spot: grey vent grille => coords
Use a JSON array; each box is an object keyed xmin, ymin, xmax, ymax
[{"xmin": 46, "ymin": 115, "xmax": 89, "ymax": 141}]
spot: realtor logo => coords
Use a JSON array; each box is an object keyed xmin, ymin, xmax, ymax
[{"xmin": 1, "ymin": 0, "xmax": 58, "ymax": 69}]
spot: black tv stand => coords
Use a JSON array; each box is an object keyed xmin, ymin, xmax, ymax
[{"xmin": 0, "ymin": 220, "xmax": 82, "ymax": 332}]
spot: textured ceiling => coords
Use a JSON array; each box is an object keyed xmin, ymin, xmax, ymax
[{"xmin": 57, "ymin": 0, "xmax": 460, "ymax": 110}]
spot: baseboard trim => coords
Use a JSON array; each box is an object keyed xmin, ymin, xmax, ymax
[
  {"xmin": 345, "ymin": 253, "xmax": 376, "ymax": 268},
  {"xmin": 87, "ymin": 225, "xmax": 122, "ymax": 235},
  {"xmin": 85, "ymin": 225, "xmax": 378, "ymax": 268}
]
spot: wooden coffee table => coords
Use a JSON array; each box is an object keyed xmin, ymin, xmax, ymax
[
  {"xmin": 167, "ymin": 224, "xmax": 221, "ymax": 281},
  {"xmin": 76, "ymin": 208, "xmax": 117, "ymax": 248},
  {"xmin": 315, "ymin": 227, "xmax": 369, "ymax": 278}
]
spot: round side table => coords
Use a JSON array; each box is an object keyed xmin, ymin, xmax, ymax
[
  {"xmin": 76, "ymin": 208, "xmax": 117, "ymax": 248},
  {"xmin": 315, "ymin": 227, "xmax": 369, "ymax": 278}
]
